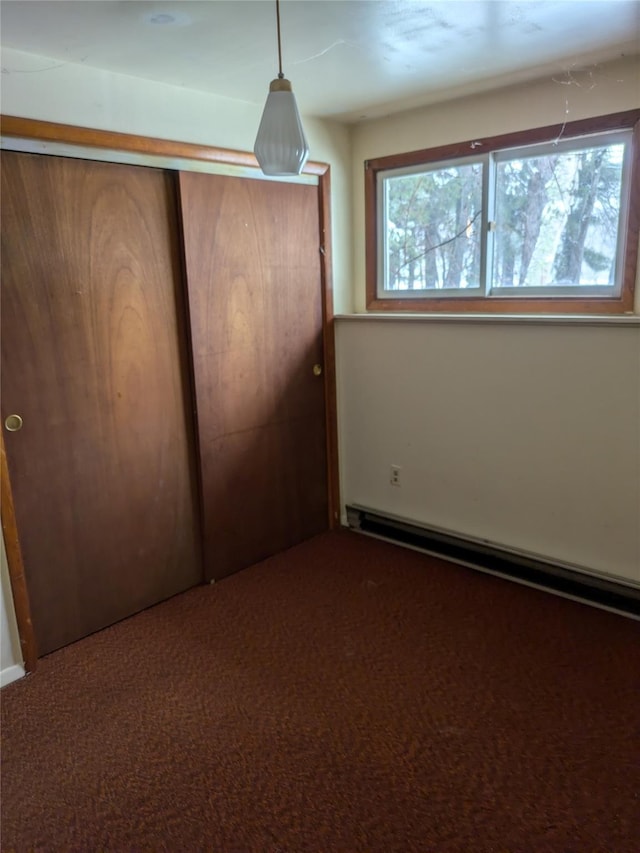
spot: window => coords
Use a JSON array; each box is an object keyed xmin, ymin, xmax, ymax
[{"xmin": 365, "ymin": 111, "xmax": 639, "ymax": 314}]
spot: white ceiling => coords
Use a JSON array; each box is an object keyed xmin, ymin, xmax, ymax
[{"xmin": 1, "ymin": 1, "xmax": 639, "ymax": 122}]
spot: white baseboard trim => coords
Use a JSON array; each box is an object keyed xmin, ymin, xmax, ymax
[{"xmin": 1, "ymin": 663, "xmax": 25, "ymax": 688}]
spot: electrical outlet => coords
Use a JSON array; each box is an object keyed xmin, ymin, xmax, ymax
[{"xmin": 390, "ymin": 465, "xmax": 401, "ymax": 487}]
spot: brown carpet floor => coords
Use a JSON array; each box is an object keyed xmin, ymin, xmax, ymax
[{"xmin": 1, "ymin": 530, "xmax": 639, "ymax": 852}]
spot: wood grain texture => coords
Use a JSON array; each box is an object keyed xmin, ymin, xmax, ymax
[
  {"xmin": 318, "ymin": 169, "xmax": 341, "ymax": 528},
  {"xmin": 625, "ymin": 119, "xmax": 640, "ymax": 309},
  {"xmin": 178, "ymin": 172, "xmax": 328, "ymax": 580},
  {"xmin": 1, "ymin": 152, "xmax": 202, "ymax": 654},
  {"xmin": 1, "ymin": 433, "xmax": 38, "ymax": 672},
  {"xmin": 365, "ymin": 295, "xmax": 634, "ymax": 314},
  {"xmin": 366, "ymin": 110, "xmax": 640, "ymax": 314},
  {"xmin": 365, "ymin": 162, "xmax": 379, "ymax": 314},
  {"xmin": 0, "ymin": 115, "xmax": 328, "ymax": 176}
]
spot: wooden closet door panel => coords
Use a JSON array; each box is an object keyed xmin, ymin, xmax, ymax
[
  {"xmin": 178, "ymin": 172, "xmax": 328, "ymax": 580},
  {"xmin": 1, "ymin": 152, "xmax": 202, "ymax": 655}
]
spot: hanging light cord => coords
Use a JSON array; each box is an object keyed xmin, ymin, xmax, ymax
[{"xmin": 276, "ymin": 0, "xmax": 284, "ymax": 78}]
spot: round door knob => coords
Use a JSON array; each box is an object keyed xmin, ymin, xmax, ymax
[
  {"xmin": 313, "ymin": 364, "xmax": 323, "ymax": 377},
  {"xmin": 4, "ymin": 414, "xmax": 23, "ymax": 432}
]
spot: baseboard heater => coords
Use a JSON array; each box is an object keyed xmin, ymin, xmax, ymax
[{"xmin": 346, "ymin": 505, "xmax": 640, "ymax": 618}]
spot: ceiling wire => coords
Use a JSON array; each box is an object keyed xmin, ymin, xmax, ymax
[
  {"xmin": 293, "ymin": 39, "xmax": 361, "ymax": 65},
  {"xmin": 276, "ymin": 0, "xmax": 284, "ymax": 78}
]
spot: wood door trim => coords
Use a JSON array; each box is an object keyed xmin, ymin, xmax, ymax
[
  {"xmin": 0, "ymin": 115, "xmax": 328, "ymax": 176},
  {"xmin": 318, "ymin": 169, "xmax": 340, "ymax": 529},
  {"xmin": 1, "ymin": 433, "xmax": 38, "ymax": 672},
  {"xmin": 0, "ymin": 115, "xmax": 340, "ymax": 651}
]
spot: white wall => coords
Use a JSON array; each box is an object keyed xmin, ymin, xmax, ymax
[
  {"xmin": 337, "ymin": 318, "xmax": 640, "ymax": 585},
  {"xmin": 1, "ymin": 535, "xmax": 24, "ymax": 686},
  {"xmin": 338, "ymin": 56, "xmax": 640, "ymax": 586}
]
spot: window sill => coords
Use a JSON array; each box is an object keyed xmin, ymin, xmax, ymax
[{"xmin": 335, "ymin": 313, "xmax": 640, "ymax": 327}]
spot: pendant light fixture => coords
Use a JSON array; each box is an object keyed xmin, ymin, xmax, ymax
[{"xmin": 254, "ymin": 0, "xmax": 309, "ymax": 176}]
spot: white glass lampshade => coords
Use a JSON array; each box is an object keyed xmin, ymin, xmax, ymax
[{"xmin": 254, "ymin": 78, "xmax": 309, "ymax": 176}]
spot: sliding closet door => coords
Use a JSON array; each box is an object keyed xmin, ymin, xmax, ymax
[
  {"xmin": 1, "ymin": 152, "xmax": 202, "ymax": 655},
  {"xmin": 178, "ymin": 172, "xmax": 328, "ymax": 581}
]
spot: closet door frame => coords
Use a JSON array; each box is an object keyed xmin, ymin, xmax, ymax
[{"xmin": 0, "ymin": 115, "xmax": 340, "ymax": 673}]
